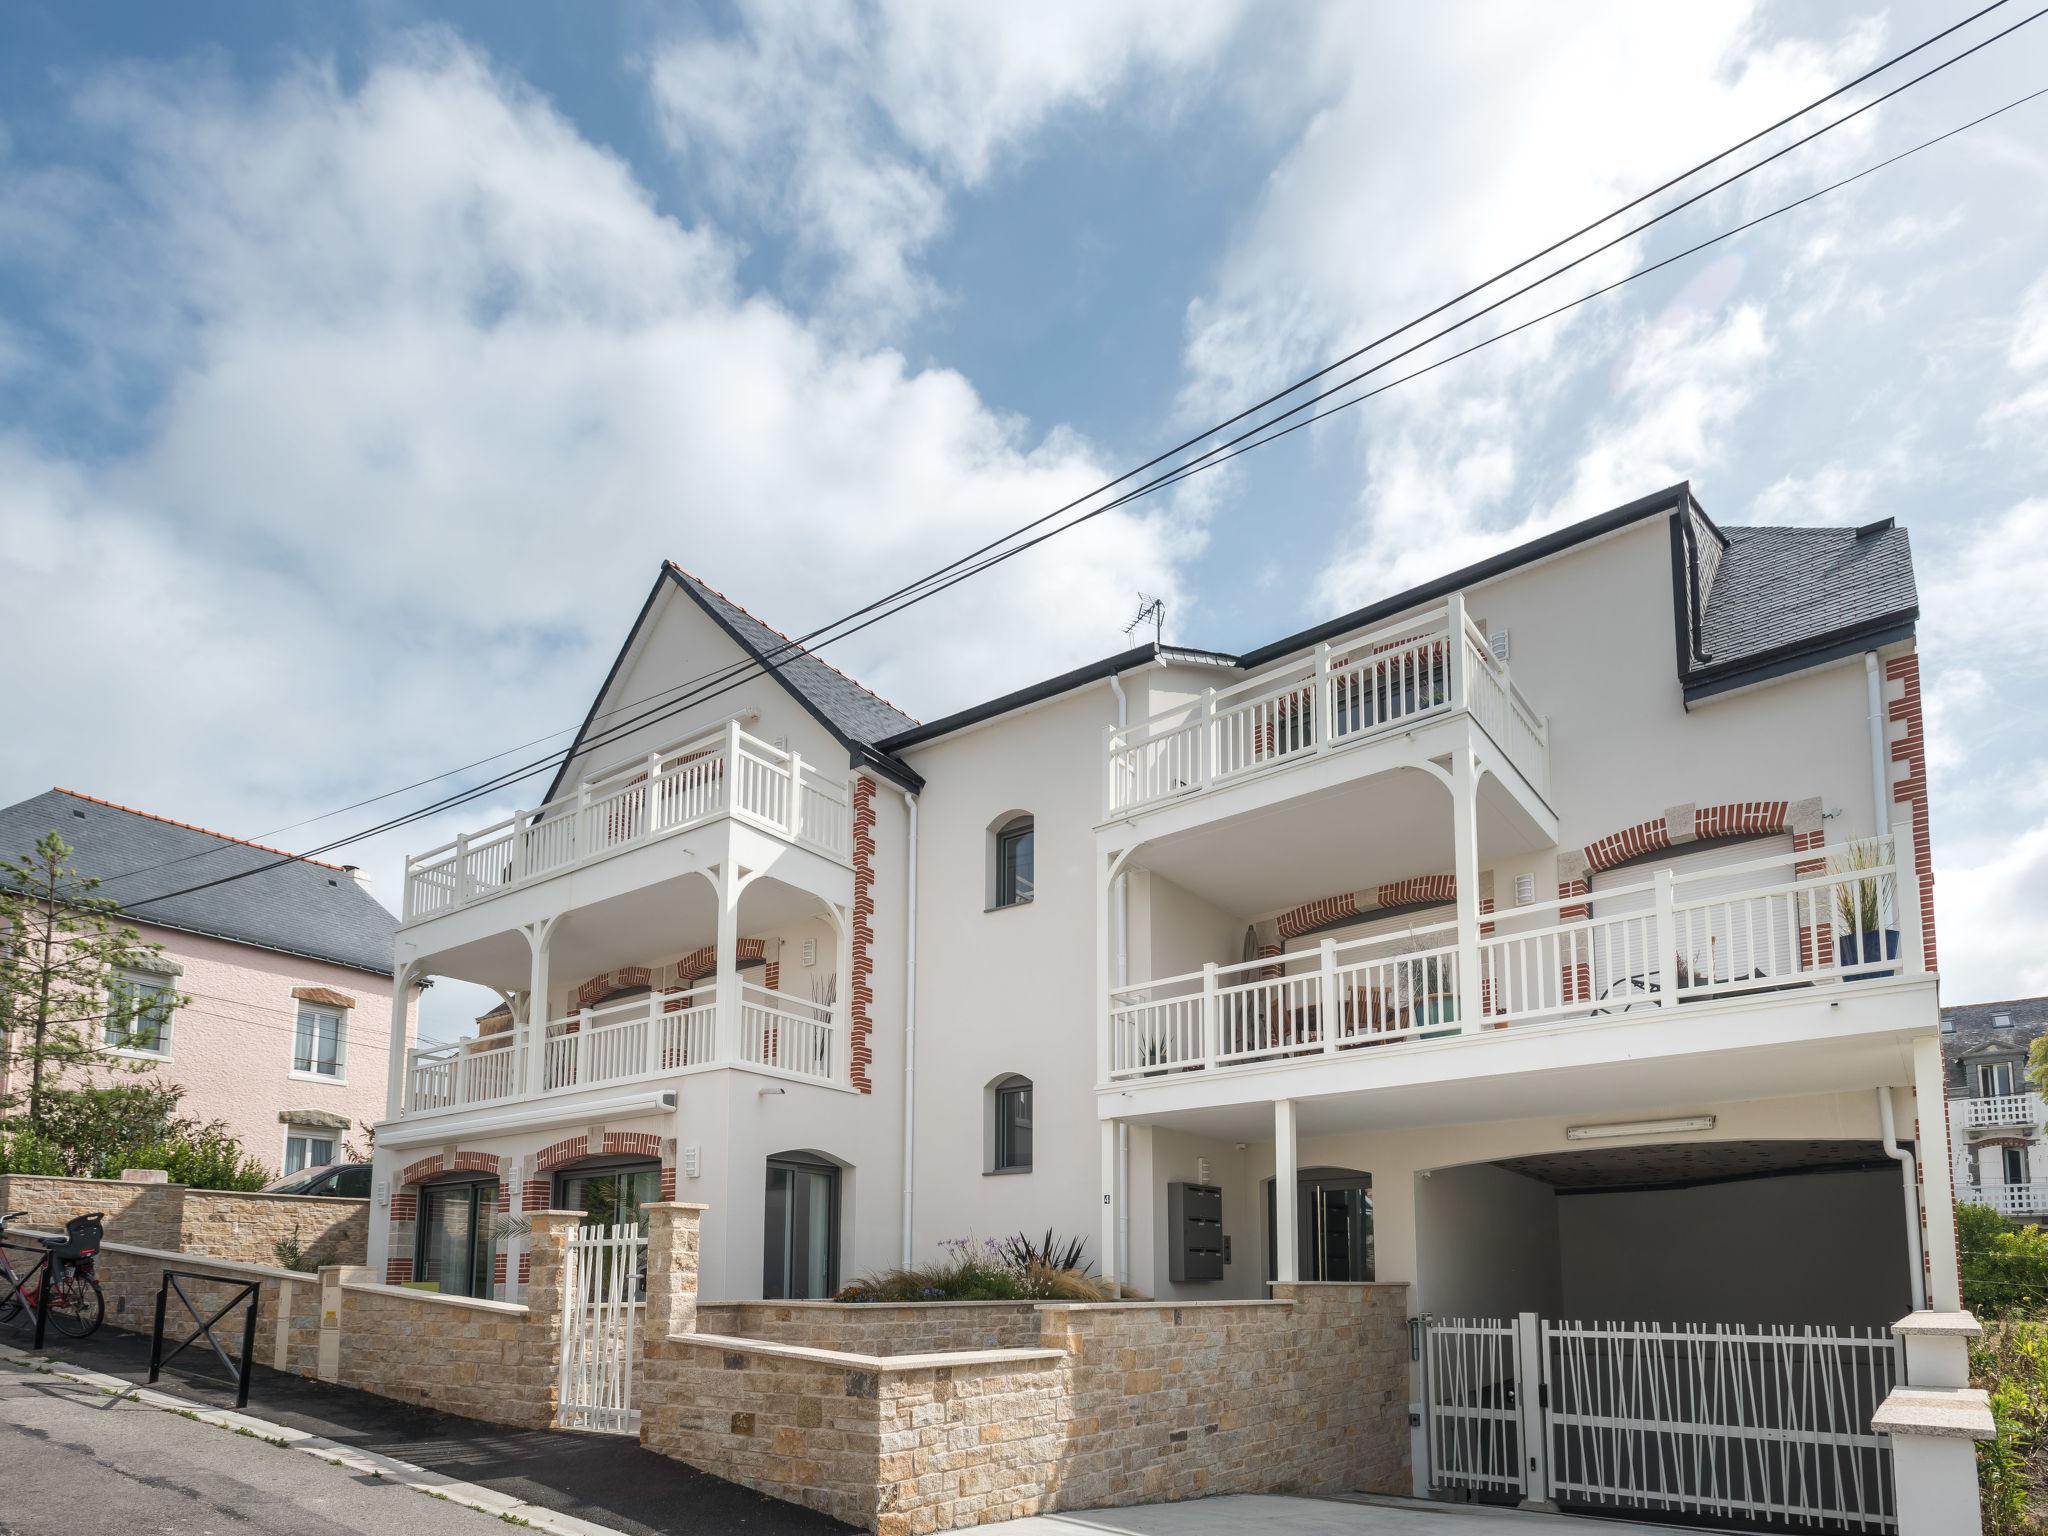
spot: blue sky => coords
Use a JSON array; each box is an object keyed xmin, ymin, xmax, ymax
[{"xmin": 2, "ymin": 0, "xmax": 2046, "ymax": 1030}]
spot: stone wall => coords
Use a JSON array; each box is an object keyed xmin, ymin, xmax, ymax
[
  {"xmin": 86, "ymin": 1241, "xmax": 323, "ymax": 1376},
  {"xmin": 0, "ymin": 1174, "xmax": 183, "ymax": 1250},
  {"xmin": 180, "ymin": 1189, "xmax": 368, "ymax": 1269},
  {"xmin": 694, "ymin": 1300, "xmax": 1041, "ymax": 1354},
  {"xmin": 638, "ymin": 1204, "xmax": 1414, "ymax": 1535},
  {"xmin": 0, "ymin": 1174, "xmax": 368, "ymax": 1269}
]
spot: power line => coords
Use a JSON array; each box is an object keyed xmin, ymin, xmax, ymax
[
  {"xmin": 78, "ymin": 1, "xmax": 2027, "ymax": 898},
  {"xmin": 109, "ymin": 7, "xmax": 2045, "ymax": 912}
]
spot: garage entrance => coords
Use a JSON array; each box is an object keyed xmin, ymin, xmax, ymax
[{"xmin": 1415, "ymin": 1138, "xmax": 1915, "ymax": 1532}]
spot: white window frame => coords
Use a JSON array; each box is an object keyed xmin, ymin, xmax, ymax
[
  {"xmin": 291, "ymin": 1001, "xmax": 349, "ymax": 1083},
  {"xmin": 282, "ymin": 1125, "xmax": 340, "ymax": 1176},
  {"xmin": 104, "ymin": 968, "xmax": 175, "ymax": 1060},
  {"xmin": 1980, "ymin": 1061, "xmax": 2017, "ymax": 1098}
]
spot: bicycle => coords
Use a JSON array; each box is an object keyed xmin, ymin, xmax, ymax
[{"xmin": 0, "ymin": 1209, "xmax": 106, "ymax": 1339}]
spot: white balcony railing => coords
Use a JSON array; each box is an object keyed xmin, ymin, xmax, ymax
[
  {"xmin": 1106, "ymin": 836, "xmax": 1918, "ymax": 1084},
  {"xmin": 1964, "ymin": 1094, "xmax": 2045, "ymax": 1132},
  {"xmin": 1964, "ymin": 1183, "xmax": 2048, "ymax": 1219},
  {"xmin": 403, "ymin": 722, "xmax": 850, "ymax": 922},
  {"xmin": 1103, "ymin": 597, "xmax": 1548, "ymax": 818},
  {"xmin": 404, "ymin": 982, "xmax": 840, "ymax": 1114}
]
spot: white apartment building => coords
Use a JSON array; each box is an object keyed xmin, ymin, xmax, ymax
[
  {"xmin": 368, "ymin": 480, "xmax": 1955, "ymax": 1346},
  {"xmin": 1946, "ymin": 996, "xmax": 2048, "ymax": 1222}
]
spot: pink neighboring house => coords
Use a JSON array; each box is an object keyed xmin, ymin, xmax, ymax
[{"xmin": 0, "ymin": 788, "xmax": 417, "ymax": 1175}]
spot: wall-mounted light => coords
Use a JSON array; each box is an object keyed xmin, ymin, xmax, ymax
[{"xmin": 1564, "ymin": 1114, "xmax": 1715, "ymax": 1142}]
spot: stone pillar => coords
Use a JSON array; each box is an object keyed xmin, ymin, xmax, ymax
[
  {"xmin": 521, "ymin": 1209, "xmax": 583, "ymax": 1425},
  {"xmin": 1875, "ymin": 1311, "xmax": 1993, "ymax": 1536},
  {"xmin": 642, "ymin": 1202, "xmax": 706, "ymax": 1341}
]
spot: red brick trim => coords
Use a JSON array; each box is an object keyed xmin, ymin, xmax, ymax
[
  {"xmin": 1887, "ymin": 654, "xmax": 1938, "ymax": 973},
  {"xmin": 1694, "ymin": 800, "xmax": 1790, "ymax": 844},
  {"xmin": 1584, "ymin": 817, "xmax": 1672, "ymax": 874},
  {"xmin": 1273, "ymin": 875, "xmax": 1457, "ymax": 942},
  {"xmin": 385, "ymin": 1258, "xmax": 414, "ymax": 1284},
  {"xmin": 850, "ymin": 776, "xmax": 877, "ymax": 1094},
  {"xmin": 574, "ymin": 966, "xmax": 653, "ymax": 1011},
  {"xmin": 535, "ymin": 1136, "xmax": 589, "ymax": 1173},
  {"xmin": 1578, "ymin": 800, "xmax": 1804, "ymax": 876},
  {"xmin": 1275, "ymin": 892, "xmax": 1360, "ymax": 940},
  {"xmin": 601, "ymin": 1132, "xmax": 662, "ymax": 1160},
  {"xmin": 659, "ymin": 1167, "xmax": 677, "ymax": 1201},
  {"xmin": 453, "ymin": 1151, "xmax": 502, "ymax": 1177},
  {"xmin": 522, "ymin": 1179, "xmax": 550, "ymax": 1211},
  {"xmin": 389, "ymin": 1190, "xmax": 417, "ymax": 1222},
  {"xmin": 1376, "ymin": 874, "xmax": 1455, "ymax": 910},
  {"xmin": 400, "ymin": 1155, "xmax": 445, "ymax": 1187},
  {"xmin": 672, "ymin": 937, "xmax": 766, "ymax": 983}
]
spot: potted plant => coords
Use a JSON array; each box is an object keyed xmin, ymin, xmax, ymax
[{"xmin": 1833, "ymin": 840, "xmax": 1900, "ymax": 980}]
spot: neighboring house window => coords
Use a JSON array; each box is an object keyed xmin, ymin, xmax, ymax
[
  {"xmin": 2006, "ymin": 1147, "xmax": 2029, "ymax": 1187},
  {"xmin": 104, "ymin": 969, "xmax": 173, "ymax": 1056},
  {"xmin": 992, "ymin": 1075, "xmax": 1033, "ymax": 1172},
  {"xmin": 992, "ymin": 815, "xmax": 1035, "ymax": 909},
  {"xmin": 294, "ymin": 1002, "xmax": 346, "ymax": 1078},
  {"xmin": 1980, "ymin": 1061, "xmax": 2017, "ymax": 1098},
  {"xmin": 283, "ymin": 1126, "xmax": 339, "ymax": 1175}
]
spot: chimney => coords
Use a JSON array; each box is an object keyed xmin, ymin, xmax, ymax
[{"xmin": 342, "ymin": 864, "xmax": 372, "ymax": 890}]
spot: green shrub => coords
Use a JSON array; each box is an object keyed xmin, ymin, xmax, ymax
[
  {"xmin": 0, "ymin": 1125, "xmax": 66, "ymax": 1175},
  {"xmin": 1974, "ymin": 1320, "xmax": 2048, "ymax": 1533},
  {"xmin": 837, "ymin": 1235, "xmax": 1114, "ymax": 1303},
  {"xmin": 1962, "ymin": 1202, "xmax": 2048, "ymax": 1318},
  {"xmin": 124, "ymin": 1126, "xmax": 270, "ymax": 1191}
]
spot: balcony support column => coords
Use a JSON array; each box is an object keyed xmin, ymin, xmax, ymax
[
  {"xmin": 521, "ymin": 916, "xmax": 557, "ymax": 1099},
  {"xmin": 384, "ymin": 959, "xmax": 419, "ymax": 1120},
  {"xmin": 716, "ymin": 857, "xmax": 743, "ymax": 1063},
  {"xmin": 1274, "ymin": 1098, "xmax": 1299, "ymax": 1285},
  {"xmin": 1099, "ymin": 1118, "xmax": 1119, "ymax": 1290},
  {"xmin": 1449, "ymin": 743, "xmax": 1482, "ymax": 1032},
  {"xmin": 1914, "ymin": 1034, "xmax": 1963, "ymax": 1312}
]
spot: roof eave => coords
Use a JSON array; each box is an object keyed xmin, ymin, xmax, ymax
[{"xmin": 1681, "ymin": 612, "xmax": 1919, "ymax": 706}]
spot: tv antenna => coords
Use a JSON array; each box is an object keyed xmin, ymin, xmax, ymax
[{"xmin": 1124, "ymin": 593, "xmax": 1166, "ymax": 646}]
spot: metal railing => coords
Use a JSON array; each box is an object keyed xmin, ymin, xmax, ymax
[
  {"xmin": 403, "ymin": 721, "xmax": 851, "ymax": 921},
  {"xmin": 1103, "ymin": 595, "xmax": 1549, "ymax": 817},
  {"xmin": 1107, "ymin": 836, "xmax": 1919, "ymax": 1083}
]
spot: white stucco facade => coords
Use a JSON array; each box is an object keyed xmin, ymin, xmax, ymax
[{"xmin": 372, "ymin": 494, "xmax": 1953, "ymax": 1338}]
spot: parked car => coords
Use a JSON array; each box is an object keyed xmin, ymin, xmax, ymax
[{"xmin": 263, "ymin": 1163, "xmax": 371, "ymax": 1198}]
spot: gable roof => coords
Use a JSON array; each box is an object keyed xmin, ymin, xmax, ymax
[
  {"xmin": 0, "ymin": 789, "xmax": 399, "ymax": 976},
  {"xmin": 542, "ymin": 565, "xmax": 925, "ymax": 805}
]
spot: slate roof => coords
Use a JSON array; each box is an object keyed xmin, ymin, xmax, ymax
[
  {"xmin": 0, "ymin": 789, "xmax": 398, "ymax": 976},
  {"xmin": 1696, "ymin": 521, "xmax": 1918, "ymax": 676},
  {"xmin": 1942, "ymin": 996, "xmax": 2048, "ymax": 1091},
  {"xmin": 668, "ymin": 567, "xmax": 920, "ymax": 746}
]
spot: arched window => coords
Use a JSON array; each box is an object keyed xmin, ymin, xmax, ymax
[
  {"xmin": 990, "ymin": 814, "xmax": 1035, "ymax": 909},
  {"xmin": 989, "ymin": 1074, "xmax": 1033, "ymax": 1172}
]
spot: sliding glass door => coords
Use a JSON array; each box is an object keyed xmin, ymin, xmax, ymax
[{"xmin": 416, "ymin": 1179, "xmax": 498, "ymax": 1298}]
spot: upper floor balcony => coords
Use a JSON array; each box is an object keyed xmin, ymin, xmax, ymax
[
  {"xmin": 401, "ymin": 722, "xmax": 851, "ymax": 930},
  {"xmin": 402, "ymin": 978, "xmax": 841, "ymax": 1116},
  {"xmin": 1963, "ymin": 1182, "xmax": 2048, "ymax": 1220},
  {"xmin": 1962, "ymin": 1093, "xmax": 2046, "ymax": 1133},
  {"xmin": 1103, "ymin": 834, "xmax": 1932, "ymax": 1109},
  {"xmin": 1102, "ymin": 597, "xmax": 1549, "ymax": 831}
]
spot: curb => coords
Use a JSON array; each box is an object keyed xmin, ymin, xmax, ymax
[{"xmin": 0, "ymin": 1343, "xmax": 634, "ymax": 1536}]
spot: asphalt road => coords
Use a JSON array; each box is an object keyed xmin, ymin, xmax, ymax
[{"xmin": 0, "ymin": 1362, "xmax": 509, "ymax": 1536}]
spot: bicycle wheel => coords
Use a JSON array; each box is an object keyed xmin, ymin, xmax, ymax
[{"xmin": 46, "ymin": 1273, "xmax": 103, "ymax": 1337}]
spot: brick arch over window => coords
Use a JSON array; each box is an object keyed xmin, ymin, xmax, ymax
[
  {"xmin": 672, "ymin": 937, "xmax": 771, "ymax": 987},
  {"xmin": 1556, "ymin": 798, "xmax": 1826, "ymax": 911},
  {"xmin": 386, "ymin": 1151, "xmax": 510, "ymax": 1285},
  {"xmin": 1253, "ymin": 870, "xmax": 1494, "ymax": 979}
]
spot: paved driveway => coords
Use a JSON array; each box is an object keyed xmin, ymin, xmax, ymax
[
  {"xmin": 12, "ymin": 1326, "xmax": 850, "ymax": 1536},
  {"xmin": 1, "ymin": 1362, "xmax": 510, "ymax": 1535}
]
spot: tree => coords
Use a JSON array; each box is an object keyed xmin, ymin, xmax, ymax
[{"xmin": 0, "ymin": 830, "xmax": 184, "ymax": 1131}]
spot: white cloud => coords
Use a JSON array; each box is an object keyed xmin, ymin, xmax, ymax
[
  {"xmin": 1936, "ymin": 819, "xmax": 2048, "ymax": 1004},
  {"xmin": 2012, "ymin": 272, "xmax": 2048, "ymax": 371},
  {"xmin": 0, "ymin": 36, "xmax": 1199, "ymax": 902},
  {"xmin": 644, "ymin": 0, "xmax": 1245, "ymax": 333}
]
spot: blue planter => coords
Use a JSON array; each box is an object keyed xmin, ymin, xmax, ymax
[{"xmin": 1837, "ymin": 928, "xmax": 1900, "ymax": 981}]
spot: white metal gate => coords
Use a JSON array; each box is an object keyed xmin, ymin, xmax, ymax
[
  {"xmin": 1422, "ymin": 1315, "xmax": 1901, "ymax": 1532},
  {"xmin": 557, "ymin": 1222, "xmax": 646, "ymax": 1434}
]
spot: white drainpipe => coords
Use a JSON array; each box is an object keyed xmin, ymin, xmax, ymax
[
  {"xmin": 1108, "ymin": 672, "xmax": 1132, "ymax": 1289},
  {"xmin": 1879, "ymin": 1087, "xmax": 1928, "ymax": 1313},
  {"xmin": 1866, "ymin": 653, "xmax": 1891, "ymax": 837},
  {"xmin": 900, "ymin": 787, "xmax": 919, "ymax": 1266}
]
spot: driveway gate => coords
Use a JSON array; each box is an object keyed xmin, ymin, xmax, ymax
[
  {"xmin": 1422, "ymin": 1314, "xmax": 1901, "ymax": 1532},
  {"xmin": 557, "ymin": 1222, "xmax": 646, "ymax": 1434}
]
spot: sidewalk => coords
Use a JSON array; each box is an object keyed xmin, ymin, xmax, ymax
[{"xmin": 12, "ymin": 1325, "xmax": 852, "ymax": 1536}]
